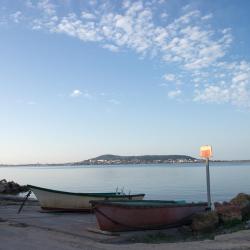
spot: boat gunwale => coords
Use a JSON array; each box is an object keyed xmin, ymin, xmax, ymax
[
  {"xmin": 27, "ymin": 185, "xmax": 145, "ymax": 198},
  {"xmin": 90, "ymin": 200, "xmax": 208, "ymax": 209}
]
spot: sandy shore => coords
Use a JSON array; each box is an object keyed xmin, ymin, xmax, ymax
[{"xmin": 1, "ymin": 200, "xmax": 250, "ymax": 250}]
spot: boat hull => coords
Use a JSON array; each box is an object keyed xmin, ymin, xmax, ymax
[
  {"xmin": 91, "ymin": 200, "xmax": 208, "ymax": 231},
  {"xmin": 28, "ymin": 185, "xmax": 145, "ymax": 211}
]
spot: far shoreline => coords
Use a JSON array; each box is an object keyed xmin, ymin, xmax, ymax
[{"xmin": 1, "ymin": 159, "xmax": 250, "ymax": 167}]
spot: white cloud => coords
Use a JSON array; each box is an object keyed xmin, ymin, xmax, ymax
[
  {"xmin": 201, "ymin": 13, "xmax": 213, "ymax": 20},
  {"xmin": 163, "ymin": 24, "xmax": 231, "ymax": 70},
  {"xmin": 108, "ymin": 99, "xmax": 120, "ymax": 105},
  {"xmin": 70, "ymin": 89, "xmax": 93, "ymax": 99},
  {"xmin": 194, "ymin": 86, "xmax": 230, "ymax": 103},
  {"xmin": 9, "ymin": 11, "xmax": 23, "ymax": 23},
  {"xmin": 89, "ymin": 0, "xmax": 97, "ymax": 6},
  {"xmin": 168, "ymin": 89, "xmax": 181, "ymax": 99},
  {"xmin": 70, "ymin": 89, "xmax": 82, "ymax": 97},
  {"xmin": 81, "ymin": 12, "xmax": 96, "ymax": 20},
  {"xmin": 159, "ymin": 83, "xmax": 168, "ymax": 87},
  {"xmin": 38, "ymin": 0, "xmax": 56, "ymax": 15},
  {"xmin": 102, "ymin": 44, "xmax": 119, "ymax": 52},
  {"xmin": 25, "ymin": 0, "xmax": 35, "ymax": 8},
  {"xmin": 194, "ymin": 61, "xmax": 250, "ymax": 107},
  {"xmin": 27, "ymin": 1, "xmax": 231, "ymax": 69},
  {"xmin": 53, "ymin": 13, "xmax": 102, "ymax": 42},
  {"xmin": 160, "ymin": 12, "xmax": 168, "ymax": 19},
  {"xmin": 232, "ymin": 72, "xmax": 249, "ymax": 83},
  {"xmin": 82, "ymin": 91, "xmax": 93, "ymax": 99},
  {"xmin": 27, "ymin": 101, "xmax": 36, "ymax": 105},
  {"xmin": 163, "ymin": 73, "xmax": 176, "ymax": 81},
  {"xmin": 4, "ymin": 0, "xmax": 250, "ymax": 108}
]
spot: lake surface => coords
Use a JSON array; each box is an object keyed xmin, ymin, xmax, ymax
[{"xmin": 1, "ymin": 162, "xmax": 250, "ymax": 202}]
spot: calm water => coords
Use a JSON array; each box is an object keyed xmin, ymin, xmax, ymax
[{"xmin": 1, "ymin": 162, "xmax": 250, "ymax": 202}]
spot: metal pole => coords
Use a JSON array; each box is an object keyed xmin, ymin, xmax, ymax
[{"xmin": 206, "ymin": 158, "xmax": 212, "ymax": 209}]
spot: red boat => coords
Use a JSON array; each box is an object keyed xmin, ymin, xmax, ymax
[{"xmin": 90, "ymin": 200, "xmax": 208, "ymax": 231}]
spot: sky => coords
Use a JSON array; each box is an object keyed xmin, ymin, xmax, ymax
[{"xmin": 0, "ymin": 0, "xmax": 250, "ymax": 164}]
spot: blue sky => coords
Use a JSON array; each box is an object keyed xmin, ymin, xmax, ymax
[{"xmin": 0, "ymin": 0, "xmax": 250, "ymax": 164}]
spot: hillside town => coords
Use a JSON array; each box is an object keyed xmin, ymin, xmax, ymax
[{"xmin": 73, "ymin": 155, "xmax": 201, "ymax": 165}]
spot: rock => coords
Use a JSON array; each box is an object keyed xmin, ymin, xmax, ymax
[
  {"xmin": 0, "ymin": 180, "xmax": 29, "ymax": 194},
  {"xmin": 0, "ymin": 180, "xmax": 7, "ymax": 192},
  {"xmin": 0, "ymin": 184, "xmax": 6, "ymax": 193},
  {"xmin": 191, "ymin": 211, "xmax": 219, "ymax": 232},
  {"xmin": 241, "ymin": 203, "xmax": 250, "ymax": 220},
  {"xmin": 216, "ymin": 204, "xmax": 242, "ymax": 224},
  {"xmin": 230, "ymin": 193, "xmax": 250, "ymax": 206},
  {"xmin": 230, "ymin": 193, "xmax": 250, "ymax": 221}
]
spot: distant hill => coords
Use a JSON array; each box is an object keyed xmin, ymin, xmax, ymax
[
  {"xmin": 72, "ymin": 154, "xmax": 197, "ymax": 165},
  {"xmin": 92, "ymin": 154, "xmax": 196, "ymax": 161}
]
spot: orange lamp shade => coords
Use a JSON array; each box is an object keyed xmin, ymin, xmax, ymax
[{"xmin": 200, "ymin": 145, "xmax": 212, "ymax": 158}]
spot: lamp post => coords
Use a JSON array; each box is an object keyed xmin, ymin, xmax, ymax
[
  {"xmin": 205, "ymin": 157, "xmax": 211, "ymax": 209},
  {"xmin": 200, "ymin": 145, "xmax": 212, "ymax": 210}
]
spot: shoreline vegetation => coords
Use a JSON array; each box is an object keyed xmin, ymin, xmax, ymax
[{"xmin": 1, "ymin": 154, "xmax": 250, "ymax": 167}]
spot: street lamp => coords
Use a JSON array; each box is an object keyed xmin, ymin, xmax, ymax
[{"xmin": 200, "ymin": 145, "xmax": 213, "ymax": 210}]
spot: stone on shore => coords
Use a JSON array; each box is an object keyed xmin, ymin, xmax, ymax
[
  {"xmin": 215, "ymin": 204, "xmax": 242, "ymax": 224},
  {"xmin": 0, "ymin": 179, "xmax": 29, "ymax": 194},
  {"xmin": 230, "ymin": 193, "xmax": 250, "ymax": 220},
  {"xmin": 230, "ymin": 193, "xmax": 250, "ymax": 206},
  {"xmin": 214, "ymin": 193, "xmax": 250, "ymax": 225}
]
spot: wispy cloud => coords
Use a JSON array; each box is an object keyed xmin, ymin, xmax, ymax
[
  {"xmin": 201, "ymin": 13, "xmax": 213, "ymax": 20},
  {"xmin": 108, "ymin": 99, "xmax": 120, "ymax": 105},
  {"xmin": 102, "ymin": 44, "xmax": 119, "ymax": 52},
  {"xmin": 70, "ymin": 89, "xmax": 94, "ymax": 99},
  {"xmin": 168, "ymin": 89, "xmax": 182, "ymax": 99},
  {"xmin": 81, "ymin": 12, "xmax": 96, "ymax": 20},
  {"xmin": 163, "ymin": 74, "xmax": 176, "ymax": 82},
  {"xmin": 27, "ymin": 101, "xmax": 36, "ymax": 105},
  {"xmin": 70, "ymin": 89, "xmax": 82, "ymax": 97},
  {"xmin": 3, "ymin": 0, "xmax": 250, "ymax": 108},
  {"xmin": 37, "ymin": 0, "xmax": 56, "ymax": 16},
  {"xmin": 9, "ymin": 11, "xmax": 23, "ymax": 23},
  {"xmin": 82, "ymin": 91, "xmax": 93, "ymax": 99},
  {"xmin": 194, "ymin": 61, "xmax": 250, "ymax": 107},
  {"xmin": 160, "ymin": 13, "xmax": 168, "ymax": 20}
]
